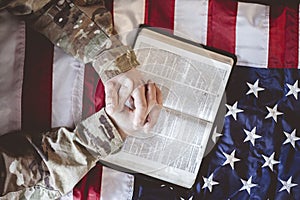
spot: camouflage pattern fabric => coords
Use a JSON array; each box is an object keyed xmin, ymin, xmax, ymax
[
  {"xmin": 1, "ymin": 0, "xmax": 139, "ymax": 81},
  {"xmin": 0, "ymin": 110, "xmax": 124, "ymax": 199},
  {"xmin": 0, "ymin": 0, "xmax": 137, "ymax": 199}
]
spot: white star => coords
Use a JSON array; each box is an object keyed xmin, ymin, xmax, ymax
[
  {"xmin": 246, "ymin": 79, "xmax": 265, "ymax": 98},
  {"xmin": 279, "ymin": 176, "xmax": 297, "ymax": 194},
  {"xmin": 212, "ymin": 126, "xmax": 222, "ymax": 143},
  {"xmin": 262, "ymin": 152, "xmax": 280, "ymax": 171},
  {"xmin": 222, "ymin": 150, "xmax": 240, "ymax": 170},
  {"xmin": 265, "ymin": 104, "xmax": 283, "ymax": 122},
  {"xmin": 286, "ymin": 80, "xmax": 300, "ymax": 99},
  {"xmin": 239, "ymin": 176, "xmax": 257, "ymax": 195},
  {"xmin": 202, "ymin": 173, "xmax": 219, "ymax": 192},
  {"xmin": 225, "ymin": 102, "xmax": 244, "ymax": 120},
  {"xmin": 180, "ymin": 196, "xmax": 193, "ymax": 200},
  {"xmin": 283, "ymin": 129, "xmax": 300, "ymax": 148},
  {"xmin": 160, "ymin": 184, "xmax": 174, "ymax": 190},
  {"xmin": 243, "ymin": 127, "xmax": 261, "ymax": 146}
]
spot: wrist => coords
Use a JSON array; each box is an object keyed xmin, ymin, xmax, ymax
[
  {"xmin": 104, "ymin": 108, "xmax": 128, "ymax": 141},
  {"xmin": 93, "ymin": 47, "xmax": 139, "ymax": 82}
]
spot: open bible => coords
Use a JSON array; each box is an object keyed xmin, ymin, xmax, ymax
[{"xmin": 101, "ymin": 26, "xmax": 236, "ymax": 188}]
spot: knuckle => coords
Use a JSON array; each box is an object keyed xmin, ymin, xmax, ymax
[
  {"xmin": 133, "ymin": 84, "xmax": 144, "ymax": 95},
  {"xmin": 124, "ymin": 78, "xmax": 134, "ymax": 90},
  {"xmin": 148, "ymin": 82, "xmax": 155, "ymax": 90},
  {"xmin": 105, "ymin": 82, "xmax": 117, "ymax": 93},
  {"xmin": 105, "ymin": 106, "xmax": 115, "ymax": 115},
  {"xmin": 134, "ymin": 115, "xmax": 145, "ymax": 126},
  {"xmin": 105, "ymin": 81, "xmax": 116, "ymax": 88},
  {"xmin": 133, "ymin": 121, "xmax": 142, "ymax": 130},
  {"xmin": 139, "ymin": 104, "xmax": 147, "ymax": 113},
  {"xmin": 147, "ymin": 91, "xmax": 155, "ymax": 99},
  {"xmin": 148, "ymin": 99, "xmax": 156, "ymax": 106}
]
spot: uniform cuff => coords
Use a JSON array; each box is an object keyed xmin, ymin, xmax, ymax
[
  {"xmin": 92, "ymin": 46, "xmax": 139, "ymax": 82},
  {"xmin": 76, "ymin": 109, "xmax": 124, "ymax": 157}
]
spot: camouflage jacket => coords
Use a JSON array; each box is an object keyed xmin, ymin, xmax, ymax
[
  {"xmin": 0, "ymin": 0, "xmax": 138, "ymax": 199},
  {"xmin": 2, "ymin": 0, "xmax": 139, "ymax": 82}
]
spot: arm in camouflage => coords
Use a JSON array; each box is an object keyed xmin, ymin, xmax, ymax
[
  {"xmin": 0, "ymin": 0, "xmax": 137, "ymax": 199},
  {"xmin": 1, "ymin": 0, "xmax": 139, "ymax": 81},
  {"xmin": 0, "ymin": 110, "xmax": 124, "ymax": 199}
]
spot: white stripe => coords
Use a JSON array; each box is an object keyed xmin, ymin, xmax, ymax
[
  {"xmin": 235, "ymin": 2, "xmax": 270, "ymax": 68},
  {"xmin": 0, "ymin": 13, "xmax": 25, "ymax": 135},
  {"xmin": 53, "ymin": 29, "xmax": 135, "ymax": 200},
  {"xmin": 100, "ymin": 166, "xmax": 134, "ymax": 200},
  {"xmin": 174, "ymin": 0, "xmax": 208, "ymax": 45},
  {"xmin": 113, "ymin": 0, "xmax": 146, "ymax": 46},
  {"xmin": 53, "ymin": 49, "xmax": 85, "ymax": 200},
  {"xmin": 52, "ymin": 46, "xmax": 84, "ymax": 128}
]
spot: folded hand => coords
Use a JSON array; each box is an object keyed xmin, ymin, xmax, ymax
[{"xmin": 104, "ymin": 68, "xmax": 163, "ymax": 139}]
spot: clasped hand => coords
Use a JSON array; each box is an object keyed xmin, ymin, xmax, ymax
[{"xmin": 104, "ymin": 68, "xmax": 163, "ymax": 139}]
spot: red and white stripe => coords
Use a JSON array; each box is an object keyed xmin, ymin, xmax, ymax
[
  {"xmin": 111, "ymin": 0, "xmax": 300, "ymax": 68},
  {"xmin": 0, "ymin": 12, "xmax": 133, "ymax": 200},
  {"xmin": 1, "ymin": 0, "xmax": 300, "ymax": 199}
]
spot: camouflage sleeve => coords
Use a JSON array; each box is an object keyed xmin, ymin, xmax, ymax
[
  {"xmin": 0, "ymin": 109, "xmax": 123, "ymax": 199},
  {"xmin": 1, "ymin": 0, "xmax": 139, "ymax": 82}
]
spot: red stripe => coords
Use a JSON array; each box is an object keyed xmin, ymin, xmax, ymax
[
  {"xmin": 82, "ymin": 64, "xmax": 98, "ymax": 119},
  {"xmin": 104, "ymin": 0, "xmax": 114, "ymax": 27},
  {"xmin": 95, "ymin": 79, "xmax": 105, "ymax": 113},
  {"xmin": 22, "ymin": 26, "xmax": 53, "ymax": 133},
  {"xmin": 73, "ymin": 164, "xmax": 103, "ymax": 200},
  {"xmin": 76, "ymin": 64, "xmax": 105, "ymax": 199},
  {"xmin": 268, "ymin": 3, "xmax": 299, "ymax": 68},
  {"xmin": 81, "ymin": 64, "xmax": 105, "ymax": 119},
  {"xmin": 206, "ymin": 0, "xmax": 238, "ymax": 54},
  {"xmin": 144, "ymin": 0, "xmax": 175, "ymax": 31}
]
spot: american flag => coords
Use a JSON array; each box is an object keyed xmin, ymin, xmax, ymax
[
  {"xmin": 131, "ymin": 66, "xmax": 300, "ymax": 200},
  {"xmin": 110, "ymin": 0, "xmax": 300, "ymax": 199},
  {"xmin": 3, "ymin": 0, "xmax": 299, "ymax": 199}
]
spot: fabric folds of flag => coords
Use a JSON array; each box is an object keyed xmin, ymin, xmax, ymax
[
  {"xmin": 3, "ymin": 0, "xmax": 300, "ymax": 199},
  {"xmin": 132, "ymin": 66, "xmax": 300, "ymax": 200},
  {"xmin": 0, "ymin": 16, "xmax": 133, "ymax": 199},
  {"xmin": 107, "ymin": 0, "xmax": 300, "ymax": 199}
]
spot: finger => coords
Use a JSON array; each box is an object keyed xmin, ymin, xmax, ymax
[
  {"xmin": 146, "ymin": 82, "xmax": 157, "ymax": 113},
  {"xmin": 143, "ymin": 104, "xmax": 162, "ymax": 132},
  {"xmin": 117, "ymin": 77, "xmax": 134, "ymax": 111},
  {"xmin": 143, "ymin": 84, "xmax": 163, "ymax": 132},
  {"xmin": 155, "ymin": 83, "xmax": 163, "ymax": 105},
  {"xmin": 104, "ymin": 81, "xmax": 120, "ymax": 114},
  {"xmin": 132, "ymin": 84, "xmax": 148, "ymax": 129}
]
